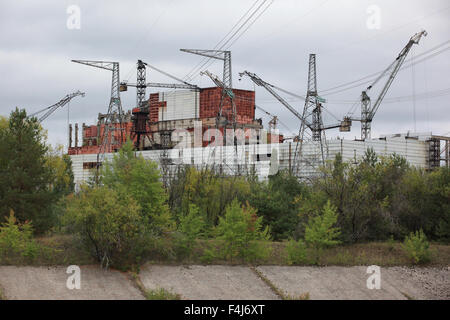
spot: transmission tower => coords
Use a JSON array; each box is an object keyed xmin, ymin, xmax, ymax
[{"xmin": 294, "ymin": 54, "xmax": 327, "ymax": 177}]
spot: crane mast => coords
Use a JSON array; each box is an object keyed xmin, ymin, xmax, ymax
[
  {"xmin": 360, "ymin": 30, "xmax": 427, "ymax": 140},
  {"xmin": 182, "ymin": 49, "xmax": 236, "ymax": 128},
  {"xmin": 71, "ymin": 60, "xmax": 125, "ymax": 178}
]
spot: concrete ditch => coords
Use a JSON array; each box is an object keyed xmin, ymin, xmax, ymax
[{"xmin": 0, "ymin": 264, "xmax": 448, "ymax": 300}]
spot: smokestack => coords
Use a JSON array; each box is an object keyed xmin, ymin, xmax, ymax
[
  {"xmin": 75, "ymin": 123, "xmax": 78, "ymax": 148},
  {"xmin": 69, "ymin": 124, "xmax": 72, "ymax": 148},
  {"xmin": 82, "ymin": 123, "xmax": 86, "ymax": 146}
]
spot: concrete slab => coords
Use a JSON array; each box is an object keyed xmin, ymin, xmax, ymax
[
  {"xmin": 0, "ymin": 265, "xmax": 144, "ymax": 300},
  {"xmin": 139, "ymin": 264, "xmax": 279, "ymax": 300},
  {"xmin": 256, "ymin": 266, "xmax": 450, "ymax": 300}
]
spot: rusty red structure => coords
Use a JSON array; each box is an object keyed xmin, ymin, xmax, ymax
[{"xmin": 68, "ymin": 87, "xmax": 281, "ymax": 155}]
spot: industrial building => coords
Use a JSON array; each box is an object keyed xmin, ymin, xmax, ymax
[
  {"xmin": 67, "ymin": 79, "xmax": 449, "ymax": 188},
  {"xmin": 66, "ymin": 32, "xmax": 449, "ymax": 187},
  {"xmin": 69, "ymin": 125, "xmax": 449, "ymax": 188}
]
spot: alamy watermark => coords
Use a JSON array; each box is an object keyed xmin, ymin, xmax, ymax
[
  {"xmin": 366, "ymin": 4, "xmax": 381, "ymax": 30},
  {"xmin": 66, "ymin": 265, "xmax": 81, "ymax": 290},
  {"xmin": 366, "ymin": 265, "xmax": 381, "ymax": 290},
  {"xmin": 67, "ymin": 5, "xmax": 81, "ymax": 30}
]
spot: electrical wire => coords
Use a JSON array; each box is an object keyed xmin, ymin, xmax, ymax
[
  {"xmin": 182, "ymin": 0, "xmax": 262, "ymax": 82},
  {"xmin": 321, "ymin": 44, "xmax": 450, "ymax": 97},
  {"xmin": 183, "ymin": 0, "xmax": 268, "ymax": 82},
  {"xmin": 320, "ymin": 40, "xmax": 450, "ymax": 95}
]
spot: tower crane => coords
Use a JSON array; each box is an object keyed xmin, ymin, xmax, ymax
[
  {"xmin": 181, "ymin": 50, "xmax": 236, "ymax": 128},
  {"xmin": 119, "ymin": 60, "xmax": 200, "ymax": 109},
  {"xmin": 28, "ymin": 91, "xmax": 85, "ymax": 122},
  {"xmin": 119, "ymin": 60, "xmax": 200, "ymax": 150},
  {"xmin": 239, "ymin": 70, "xmax": 350, "ymax": 175},
  {"xmin": 349, "ymin": 30, "xmax": 427, "ymax": 140},
  {"xmin": 238, "ymin": 71, "xmax": 346, "ymax": 133},
  {"xmin": 180, "ymin": 49, "xmax": 232, "ymax": 90},
  {"xmin": 71, "ymin": 60, "xmax": 125, "ymax": 178}
]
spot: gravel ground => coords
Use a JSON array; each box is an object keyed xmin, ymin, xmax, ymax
[
  {"xmin": 256, "ymin": 265, "xmax": 450, "ymax": 300},
  {"xmin": 381, "ymin": 266, "xmax": 450, "ymax": 300},
  {"xmin": 0, "ymin": 265, "xmax": 144, "ymax": 300}
]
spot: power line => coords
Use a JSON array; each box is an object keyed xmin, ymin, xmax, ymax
[
  {"xmin": 182, "ymin": 0, "xmax": 262, "ymax": 82},
  {"xmin": 321, "ymin": 44, "xmax": 450, "ymax": 97},
  {"xmin": 189, "ymin": 0, "xmax": 274, "ymax": 83},
  {"xmin": 320, "ymin": 40, "xmax": 450, "ymax": 95},
  {"xmin": 183, "ymin": 0, "xmax": 268, "ymax": 82}
]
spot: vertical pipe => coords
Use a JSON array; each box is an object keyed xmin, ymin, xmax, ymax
[
  {"xmin": 75, "ymin": 123, "xmax": 78, "ymax": 148},
  {"xmin": 82, "ymin": 123, "xmax": 86, "ymax": 146},
  {"xmin": 69, "ymin": 124, "xmax": 73, "ymax": 148}
]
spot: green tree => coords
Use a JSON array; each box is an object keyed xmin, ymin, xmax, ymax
[
  {"xmin": 0, "ymin": 210, "xmax": 39, "ymax": 263},
  {"xmin": 101, "ymin": 140, "xmax": 173, "ymax": 234},
  {"xmin": 401, "ymin": 229, "xmax": 431, "ymax": 264},
  {"xmin": 168, "ymin": 166, "xmax": 250, "ymax": 227},
  {"xmin": 64, "ymin": 140, "xmax": 174, "ymax": 268},
  {"xmin": 213, "ymin": 199, "xmax": 271, "ymax": 263},
  {"xmin": 248, "ymin": 170, "xmax": 305, "ymax": 240},
  {"xmin": 304, "ymin": 201, "xmax": 341, "ymax": 264},
  {"xmin": 0, "ymin": 108, "xmax": 58, "ymax": 233},
  {"xmin": 393, "ymin": 167, "xmax": 450, "ymax": 241},
  {"xmin": 64, "ymin": 186, "xmax": 147, "ymax": 268},
  {"xmin": 175, "ymin": 204, "xmax": 207, "ymax": 259}
]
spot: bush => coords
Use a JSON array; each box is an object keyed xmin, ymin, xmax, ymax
[
  {"xmin": 247, "ymin": 170, "xmax": 306, "ymax": 240},
  {"xmin": 63, "ymin": 141, "xmax": 174, "ymax": 269},
  {"xmin": 212, "ymin": 199, "xmax": 271, "ymax": 263},
  {"xmin": 304, "ymin": 201, "xmax": 341, "ymax": 264},
  {"xmin": 285, "ymin": 239, "xmax": 307, "ymax": 265},
  {"xmin": 64, "ymin": 186, "xmax": 152, "ymax": 269},
  {"xmin": 401, "ymin": 229, "xmax": 431, "ymax": 264},
  {"xmin": 0, "ymin": 211, "xmax": 39, "ymax": 263},
  {"xmin": 174, "ymin": 204, "xmax": 207, "ymax": 260}
]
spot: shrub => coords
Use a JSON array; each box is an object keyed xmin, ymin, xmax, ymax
[
  {"xmin": 213, "ymin": 199, "xmax": 271, "ymax": 263},
  {"xmin": 0, "ymin": 211, "xmax": 39, "ymax": 263},
  {"xmin": 304, "ymin": 201, "xmax": 341, "ymax": 264},
  {"xmin": 285, "ymin": 239, "xmax": 307, "ymax": 265},
  {"xmin": 174, "ymin": 204, "xmax": 206, "ymax": 260},
  {"xmin": 63, "ymin": 141, "xmax": 175, "ymax": 269},
  {"xmin": 145, "ymin": 288, "xmax": 181, "ymax": 300},
  {"xmin": 64, "ymin": 186, "xmax": 152, "ymax": 269},
  {"xmin": 401, "ymin": 229, "xmax": 431, "ymax": 264}
]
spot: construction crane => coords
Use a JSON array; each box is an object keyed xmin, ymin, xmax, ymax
[
  {"xmin": 238, "ymin": 71, "xmax": 348, "ymax": 133},
  {"xmin": 181, "ymin": 50, "xmax": 236, "ymax": 128},
  {"xmin": 239, "ymin": 69, "xmax": 349, "ymax": 175},
  {"xmin": 180, "ymin": 49, "xmax": 232, "ymax": 90},
  {"xmin": 119, "ymin": 60, "xmax": 200, "ymax": 150},
  {"xmin": 119, "ymin": 60, "xmax": 200, "ymax": 109},
  {"xmin": 350, "ymin": 30, "xmax": 427, "ymax": 140},
  {"xmin": 254, "ymin": 104, "xmax": 278, "ymax": 131},
  {"xmin": 71, "ymin": 60, "xmax": 125, "ymax": 178},
  {"xmin": 28, "ymin": 91, "xmax": 85, "ymax": 122}
]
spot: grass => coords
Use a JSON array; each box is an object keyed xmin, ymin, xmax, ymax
[
  {"xmin": 1, "ymin": 234, "xmax": 449, "ymax": 268},
  {"xmin": 0, "ymin": 285, "xmax": 5, "ymax": 300},
  {"xmin": 145, "ymin": 288, "xmax": 181, "ymax": 300},
  {"xmin": 250, "ymin": 266, "xmax": 310, "ymax": 300}
]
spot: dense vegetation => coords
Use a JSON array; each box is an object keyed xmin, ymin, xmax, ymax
[{"xmin": 0, "ymin": 108, "xmax": 449, "ymax": 268}]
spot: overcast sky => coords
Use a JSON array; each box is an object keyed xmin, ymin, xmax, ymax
[{"xmin": 0, "ymin": 0, "xmax": 449, "ymax": 149}]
